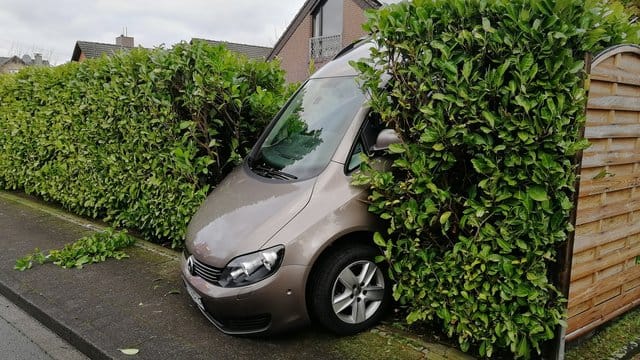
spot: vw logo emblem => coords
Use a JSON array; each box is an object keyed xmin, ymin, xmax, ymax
[{"xmin": 186, "ymin": 255, "xmax": 196, "ymax": 276}]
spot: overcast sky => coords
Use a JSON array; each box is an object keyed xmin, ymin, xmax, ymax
[{"xmin": 0, "ymin": 0, "xmax": 399, "ymax": 65}]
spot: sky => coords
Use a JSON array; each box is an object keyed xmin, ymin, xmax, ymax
[{"xmin": 0, "ymin": 0, "xmax": 399, "ymax": 65}]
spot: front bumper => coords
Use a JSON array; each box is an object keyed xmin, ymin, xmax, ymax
[{"xmin": 181, "ymin": 255, "xmax": 310, "ymax": 335}]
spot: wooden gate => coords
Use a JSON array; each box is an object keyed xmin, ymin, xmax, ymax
[{"xmin": 568, "ymin": 45, "xmax": 640, "ymax": 340}]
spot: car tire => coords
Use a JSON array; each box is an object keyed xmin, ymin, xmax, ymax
[{"xmin": 309, "ymin": 244, "xmax": 391, "ymax": 335}]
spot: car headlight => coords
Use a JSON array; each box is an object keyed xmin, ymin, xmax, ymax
[{"xmin": 218, "ymin": 245, "xmax": 284, "ymax": 288}]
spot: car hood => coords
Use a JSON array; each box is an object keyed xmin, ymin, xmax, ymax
[{"xmin": 186, "ymin": 164, "xmax": 316, "ymax": 267}]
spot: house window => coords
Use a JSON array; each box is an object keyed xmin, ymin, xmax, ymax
[
  {"xmin": 312, "ymin": 0, "xmax": 343, "ymax": 37},
  {"xmin": 310, "ymin": 0, "xmax": 343, "ymax": 61}
]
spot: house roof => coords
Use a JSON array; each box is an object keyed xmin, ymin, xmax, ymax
[
  {"xmin": 71, "ymin": 41, "xmax": 133, "ymax": 61},
  {"xmin": 0, "ymin": 56, "xmax": 26, "ymax": 67},
  {"xmin": 190, "ymin": 38, "xmax": 272, "ymax": 59},
  {"xmin": 267, "ymin": 0, "xmax": 382, "ymax": 60}
]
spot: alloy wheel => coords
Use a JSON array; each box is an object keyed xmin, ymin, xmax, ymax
[{"xmin": 331, "ymin": 260, "xmax": 385, "ymax": 324}]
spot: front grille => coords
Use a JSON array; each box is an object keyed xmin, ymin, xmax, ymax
[
  {"xmin": 215, "ymin": 313, "xmax": 271, "ymax": 333},
  {"xmin": 198, "ymin": 302, "xmax": 272, "ymax": 334},
  {"xmin": 192, "ymin": 257, "xmax": 222, "ymax": 284}
]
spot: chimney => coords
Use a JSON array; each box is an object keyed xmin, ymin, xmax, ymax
[
  {"xmin": 34, "ymin": 53, "xmax": 43, "ymax": 66},
  {"xmin": 116, "ymin": 35, "xmax": 134, "ymax": 48}
]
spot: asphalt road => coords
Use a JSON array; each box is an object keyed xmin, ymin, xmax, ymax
[{"xmin": 0, "ymin": 294, "xmax": 87, "ymax": 360}]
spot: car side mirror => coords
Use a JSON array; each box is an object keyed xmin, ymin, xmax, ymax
[{"xmin": 372, "ymin": 129, "xmax": 402, "ymax": 152}]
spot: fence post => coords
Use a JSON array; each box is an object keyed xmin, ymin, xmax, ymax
[{"xmin": 543, "ymin": 52, "xmax": 592, "ymax": 360}]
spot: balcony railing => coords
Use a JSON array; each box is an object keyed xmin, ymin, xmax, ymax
[{"xmin": 309, "ymin": 34, "xmax": 342, "ymax": 61}]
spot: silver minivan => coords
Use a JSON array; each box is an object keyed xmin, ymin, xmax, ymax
[{"xmin": 181, "ymin": 41, "xmax": 399, "ymax": 335}]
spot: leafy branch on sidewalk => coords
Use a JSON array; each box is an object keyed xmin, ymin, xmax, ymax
[{"xmin": 15, "ymin": 228, "xmax": 135, "ymax": 271}]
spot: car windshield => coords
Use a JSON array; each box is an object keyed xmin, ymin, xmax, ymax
[{"xmin": 249, "ymin": 77, "xmax": 365, "ymax": 180}]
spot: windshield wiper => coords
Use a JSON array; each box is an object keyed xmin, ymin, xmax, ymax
[{"xmin": 250, "ymin": 163, "xmax": 298, "ymax": 180}]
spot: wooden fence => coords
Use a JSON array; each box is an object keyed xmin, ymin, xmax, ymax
[{"xmin": 567, "ymin": 44, "xmax": 640, "ymax": 340}]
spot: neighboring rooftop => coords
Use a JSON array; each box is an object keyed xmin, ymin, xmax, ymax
[
  {"xmin": 0, "ymin": 56, "xmax": 20, "ymax": 66},
  {"xmin": 71, "ymin": 35, "xmax": 135, "ymax": 62},
  {"xmin": 0, "ymin": 54, "xmax": 50, "ymax": 74},
  {"xmin": 191, "ymin": 38, "xmax": 271, "ymax": 60},
  {"xmin": 70, "ymin": 35, "xmax": 271, "ymax": 63}
]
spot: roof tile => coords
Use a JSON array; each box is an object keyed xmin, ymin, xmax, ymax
[
  {"xmin": 191, "ymin": 38, "xmax": 271, "ymax": 60},
  {"xmin": 72, "ymin": 41, "xmax": 134, "ymax": 61}
]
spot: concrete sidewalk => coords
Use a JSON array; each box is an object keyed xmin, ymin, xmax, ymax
[{"xmin": 0, "ymin": 192, "xmax": 472, "ymax": 360}]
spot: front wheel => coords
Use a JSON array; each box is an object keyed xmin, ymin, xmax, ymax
[{"xmin": 309, "ymin": 245, "xmax": 391, "ymax": 335}]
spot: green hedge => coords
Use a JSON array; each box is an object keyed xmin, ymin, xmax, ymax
[
  {"xmin": 353, "ymin": 0, "xmax": 639, "ymax": 358},
  {"xmin": 0, "ymin": 41, "xmax": 291, "ymax": 248}
]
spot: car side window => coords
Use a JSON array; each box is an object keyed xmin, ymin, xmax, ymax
[
  {"xmin": 347, "ymin": 141, "xmax": 365, "ymax": 172},
  {"xmin": 346, "ymin": 112, "xmax": 384, "ymax": 173}
]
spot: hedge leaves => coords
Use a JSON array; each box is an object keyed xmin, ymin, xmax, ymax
[
  {"xmin": 0, "ymin": 41, "xmax": 291, "ymax": 248},
  {"xmin": 353, "ymin": 0, "xmax": 639, "ymax": 357}
]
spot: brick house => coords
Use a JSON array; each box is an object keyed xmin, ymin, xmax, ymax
[{"xmin": 268, "ymin": 0, "xmax": 381, "ymax": 83}]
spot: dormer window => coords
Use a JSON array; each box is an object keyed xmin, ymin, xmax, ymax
[{"xmin": 310, "ymin": 0, "xmax": 343, "ymax": 61}]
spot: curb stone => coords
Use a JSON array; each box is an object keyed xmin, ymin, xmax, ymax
[
  {"xmin": 0, "ymin": 277, "xmax": 109, "ymax": 360},
  {"xmin": 0, "ymin": 191, "xmax": 104, "ymax": 232}
]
